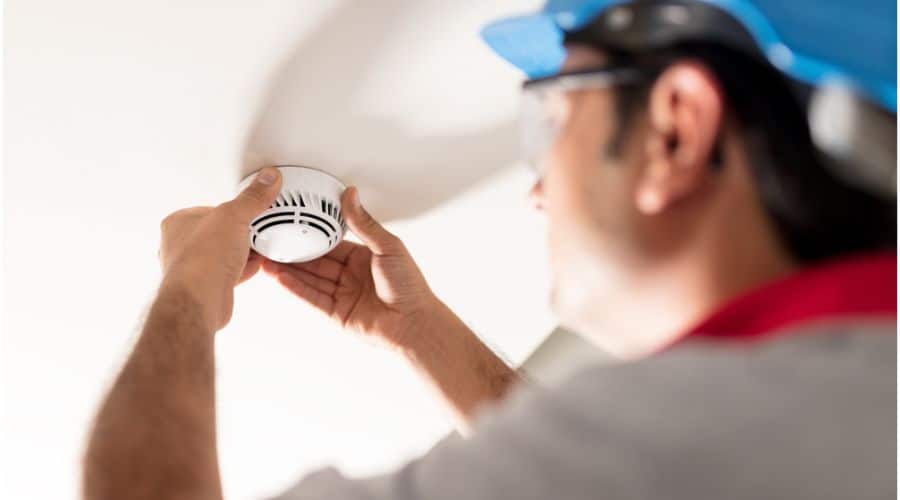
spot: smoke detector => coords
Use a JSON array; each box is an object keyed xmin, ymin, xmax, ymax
[{"xmin": 239, "ymin": 165, "xmax": 347, "ymax": 263}]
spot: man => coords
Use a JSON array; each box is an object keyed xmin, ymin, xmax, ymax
[{"xmin": 83, "ymin": 1, "xmax": 897, "ymax": 499}]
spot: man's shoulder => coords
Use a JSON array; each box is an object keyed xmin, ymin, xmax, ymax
[
  {"xmin": 555, "ymin": 322, "xmax": 896, "ymax": 413},
  {"xmin": 502, "ymin": 323, "xmax": 895, "ymax": 500}
]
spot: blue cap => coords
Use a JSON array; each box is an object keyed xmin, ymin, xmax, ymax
[{"xmin": 481, "ymin": 0, "xmax": 897, "ymax": 112}]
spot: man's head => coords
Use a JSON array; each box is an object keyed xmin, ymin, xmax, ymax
[
  {"xmin": 484, "ymin": 0, "xmax": 896, "ymax": 356},
  {"xmin": 524, "ymin": 41, "xmax": 896, "ymax": 356},
  {"xmin": 528, "ymin": 43, "xmax": 756, "ymax": 355}
]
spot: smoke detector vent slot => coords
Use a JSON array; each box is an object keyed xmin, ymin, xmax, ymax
[{"xmin": 239, "ymin": 165, "xmax": 346, "ymax": 263}]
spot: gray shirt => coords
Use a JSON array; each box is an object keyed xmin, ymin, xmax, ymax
[{"xmin": 271, "ymin": 323, "xmax": 897, "ymax": 500}]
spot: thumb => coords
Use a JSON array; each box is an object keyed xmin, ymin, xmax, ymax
[
  {"xmin": 342, "ymin": 187, "xmax": 403, "ymax": 256},
  {"xmin": 225, "ymin": 167, "xmax": 282, "ymax": 223}
]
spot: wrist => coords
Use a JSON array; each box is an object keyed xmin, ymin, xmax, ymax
[
  {"xmin": 157, "ymin": 276, "xmax": 221, "ymax": 334},
  {"xmin": 393, "ymin": 297, "xmax": 465, "ymax": 358}
]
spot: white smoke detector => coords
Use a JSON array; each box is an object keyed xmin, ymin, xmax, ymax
[{"xmin": 239, "ymin": 165, "xmax": 347, "ymax": 263}]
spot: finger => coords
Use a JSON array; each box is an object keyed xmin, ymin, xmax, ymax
[
  {"xmin": 261, "ymin": 257, "xmax": 281, "ymax": 276},
  {"xmin": 238, "ymin": 251, "xmax": 263, "ymax": 285},
  {"xmin": 273, "ymin": 264, "xmax": 337, "ymax": 295},
  {"xmin": 275, "ymin": 271, "xmax": 335, "ymax": 315},
  {"xmin": 222, "ymin": 167, "xmax": 283, "ymax": 224},
  {"xmin": 290, "ymin": 256, "xmax": 345, "ymax": 282},
  {"xmin": 341, "ymin": 187, "xmax": 404, "ymax": 256}
]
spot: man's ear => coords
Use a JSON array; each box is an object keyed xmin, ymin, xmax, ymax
[{"xmin": 636, "ymin": 60, "xmax": 724, "ymax": 214}]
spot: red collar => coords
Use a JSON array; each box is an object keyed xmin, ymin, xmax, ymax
[{"xmin": 682, "ymin": 251, "xmax": 896, "ymax": 343}]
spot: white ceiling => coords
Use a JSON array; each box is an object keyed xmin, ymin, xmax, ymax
[{"xmin": 3, "ymin": 1, "xmax": 554, "ymax": 499}]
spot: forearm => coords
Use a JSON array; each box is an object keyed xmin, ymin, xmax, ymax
[
  {"xmin": 400, "ymin": 300, "xmax": 523, "ymax": 434},
  {"xmin": 83, "ymin": 283, "xmax": 222, "ymax": 500}
]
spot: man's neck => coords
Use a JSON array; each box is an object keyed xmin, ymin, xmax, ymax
[{"xmin": 587, "ymin": 160, "xmax": 797, "ymax": 359}]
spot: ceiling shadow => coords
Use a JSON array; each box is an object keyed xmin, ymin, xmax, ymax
[{"xmin": 241, "ymin": 0, "xmax": 518, "ymax": 222}]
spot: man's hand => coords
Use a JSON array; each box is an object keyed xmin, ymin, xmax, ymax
[
  {"xmin": 262, "ymin": 186, "xmax": 438, "ymax": 349},
  {"xmin": 158, "ymin": 167, "xmax": 282, "ymax": 332},
  {"xmin": 263, "ymin": 187, "xmax": 521, "ymax": 431},
  {"xmin": 83, "ymin": 169, "xmax": 282, "ymax": 500}
]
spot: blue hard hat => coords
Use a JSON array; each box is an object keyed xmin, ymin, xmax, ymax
[{"xmin": 481, "ymin": 0, "xmax": 897, "ymax": 113}]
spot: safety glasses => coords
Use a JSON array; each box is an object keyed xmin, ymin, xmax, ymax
[{"xmin": 520, "ymin": 66, "xmax": 653, "ymax": 176}]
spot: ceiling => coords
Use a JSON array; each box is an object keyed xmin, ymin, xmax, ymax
[{"xmin": 4, "ymin": 1, "xmax": 556, "ymax": 499}]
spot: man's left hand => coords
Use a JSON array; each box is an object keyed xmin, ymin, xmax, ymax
[{"xmin": 158, "ymin": 167, "xmax": 282, "ymax": 332}]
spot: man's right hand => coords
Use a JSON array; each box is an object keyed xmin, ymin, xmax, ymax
[{"xmin": 261, "ymin": 186, "xmax": 438, "ymax": 350}]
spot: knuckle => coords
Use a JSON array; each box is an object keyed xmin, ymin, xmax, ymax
[
  {"xmin": 362, "ymin": 214, "xmax": 380, "ymax": 230},
  {"xmin": 217, "ymin": 200, "xmax": 235, "ymax": 213},
  {"xmin": 161, "ymin": 206, "xmax": 209, "ymax": 231},
  {"xmin": 361, "ymin": 210, "xmax": 386, "ymax": 232},
  {"xmin": 241, "ymin": 186, "xmax": 268, "ymax": 204},
  {"xmin": 160, "ymin": 212, "xmax": 180, "ymax": 232},
  {"xmin": 383, "ymin": 231, "xmax": 400, "ymax": 244},
  {"xmin": 382, "ymin": 233, "xmax": 406, "ymax": 252},
  {"xmin": 218, "ymin": 201, "xmax": 242, "ymax": 218},
  {"xmin": 218, "ymin": 201, "xmax": 253, "ymax": 226}
]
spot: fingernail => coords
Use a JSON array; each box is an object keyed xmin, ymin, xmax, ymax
[
  {"xmin": 353, "ymin": 188, "xmax": 363, "ymax": 208},
  {"xmin": 257, "ymin": 168, "xmax": 278, "ymax": 185}
]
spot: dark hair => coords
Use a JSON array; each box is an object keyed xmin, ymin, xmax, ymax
[{"xmin": 608, "ymin": 42, "xmax": 896, "ymax": 263}]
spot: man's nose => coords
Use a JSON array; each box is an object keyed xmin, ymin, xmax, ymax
[{"xmin": 528, "ymin": 179, "xmax": 545, "ymax": 212}]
